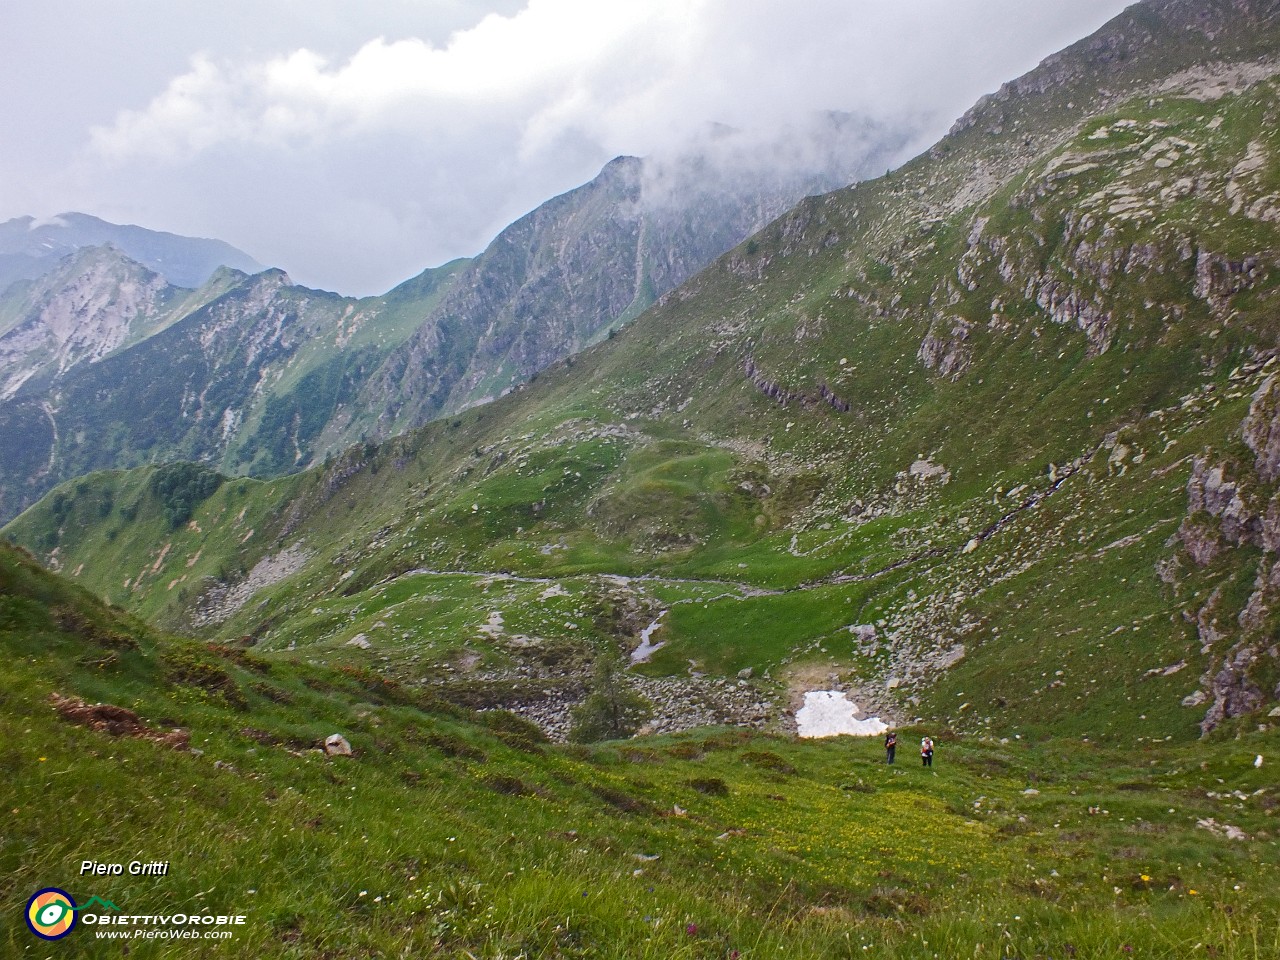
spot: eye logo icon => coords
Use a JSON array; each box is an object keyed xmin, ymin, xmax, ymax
[{"xmin": 26, "ymin": 888, "xmax": 78, "ymax": 940}]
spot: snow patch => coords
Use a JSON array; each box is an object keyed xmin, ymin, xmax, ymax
[{"xmin": 795, "ymin": 691, "xmax": 887, "ymax": 738}]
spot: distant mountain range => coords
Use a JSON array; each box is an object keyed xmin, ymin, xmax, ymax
[{"xmin": 0, "ymin": 212, "xmax": 264, "ymax": 292}]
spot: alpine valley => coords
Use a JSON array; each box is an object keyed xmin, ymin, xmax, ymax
[{"xmin": 4, "ymin": 1, "xmax": 1280, "ymax": 958}]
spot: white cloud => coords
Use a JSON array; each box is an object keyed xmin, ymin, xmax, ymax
[{"xmin": 90, "ymin": 1, "xmax": 701, "ymax": 161}]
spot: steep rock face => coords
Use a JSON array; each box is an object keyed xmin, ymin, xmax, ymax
[
  {"xmin": 0, "ymin": 248, "xmax": 472, "ymax": 520},
  {"xmin": 0, "ymin": 268, "xmax": 355, "ymax": 518},
  {"xmin": 19, "ymin": 270, "xmax": 340, "ymax": 481},
  {"xmin": 0, "ymin": 247, "xmax": 246, "ymax": 402}
]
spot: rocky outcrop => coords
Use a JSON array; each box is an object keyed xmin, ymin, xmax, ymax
[
  {"xmin": 1181, "ymin": 582, "xmax": 1277, "ymax": 734},
  {"xmin": 744, "ymin": 357, "xmax": 803, "ymax": 407},
  {"xmin": 1243, "ymin": 374, "xmax": 1280, "ymax": 482},
  {"xmin": 918, "ymin": 318, "xmax": 972, "ymax": 379},
  {"xmin": 1179, "ymin": 458, "xmax": 1258, "ymax": 558},
  {"xmin": 1179, "ymin": 517, "xmax": 1224, "ymax": 567},
  {"xmin": 817, "ymin": 382, "xmax": 852, "ymax": 413},
  {"xmin": 1033, "ymin": 277, "xmax": 1113, "ymax": 354},
  {"xmin": 1201, "ymin": 635, "xmax": 1278, "ymax": 734},
  {"xmin": 1194, "ymin": 249, "xmax": 1266, "ymax": 315},
  {"xmin": 743, "ymin": 357, "xmax": 851, "ymax": 412},
  {"xmin": 1178, "ymin": 372, "xmax": 1280, "ymax": 559},
  {"xmin": 1177, "ymin": 376, "xmax": 1280, "ymax": 730}
]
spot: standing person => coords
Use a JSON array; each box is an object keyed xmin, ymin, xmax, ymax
[
  {"xmin": 921, "ymin": 736, "xmax": 934, "ymax": 768},
  {"xmin": 884, "ymin": 730, "xmax": 897, "ymax": 764}
]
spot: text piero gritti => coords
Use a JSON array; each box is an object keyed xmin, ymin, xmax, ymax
[{"xmin": 80, "ymin": 860, "xmax": 170, "ymax": 877}]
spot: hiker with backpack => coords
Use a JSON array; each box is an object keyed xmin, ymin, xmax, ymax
[
  {"xmin": 884, "ymin": 730, "xmax": 897, "ymax": 764},
  {"xmin": 921, "ymin": 736, "xmax": 934, "ymax": 767}
]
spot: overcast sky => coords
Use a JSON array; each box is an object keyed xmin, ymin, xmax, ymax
[{"xmin": 0, "ymin": 0, "xmax": 1133, "ymax": 295}]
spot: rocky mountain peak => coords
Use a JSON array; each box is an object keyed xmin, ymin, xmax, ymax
[{"xmin": 0, "ymin": 245, "xmax": 173, "ymax": 400}]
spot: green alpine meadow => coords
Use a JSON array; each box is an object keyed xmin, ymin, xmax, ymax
[{"xmin": 4, "ymin": 0, "xmax": 1280, "ymax": 956}]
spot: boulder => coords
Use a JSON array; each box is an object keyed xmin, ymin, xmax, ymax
[{"xmin": 324, "ymin": 734, "xmax": 353, "ymax": 757}]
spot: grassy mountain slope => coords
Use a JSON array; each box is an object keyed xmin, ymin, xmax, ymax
[
  {"xmin": 3, "ymin": 540, "xmax": 1276, "ymax": 958},
  {"xmin": 14, "ymin": 0, "xmax": 1280, "ymax": 749}
]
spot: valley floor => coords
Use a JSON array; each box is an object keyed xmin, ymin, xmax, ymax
[{"xmin": 4, "ymin": 544, "xmax": 1276, "ymax": 959}]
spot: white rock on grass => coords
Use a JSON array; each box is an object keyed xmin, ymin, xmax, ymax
[
  {"xmin": 1196, "ymin": 817, "xmax": 1247, "ymax": 841},
  {"xmin": 324, "ymin": 734, "xmax": 353, "ymax": 757}
]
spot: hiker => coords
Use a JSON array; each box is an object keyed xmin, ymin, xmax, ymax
[
  {"xmin": 884, "ymin": 730, "xmax": 897, "ymax": 764},
  {"xmin": 921, "ymin": 736, "xmax": 934, "ymax": 767}
]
